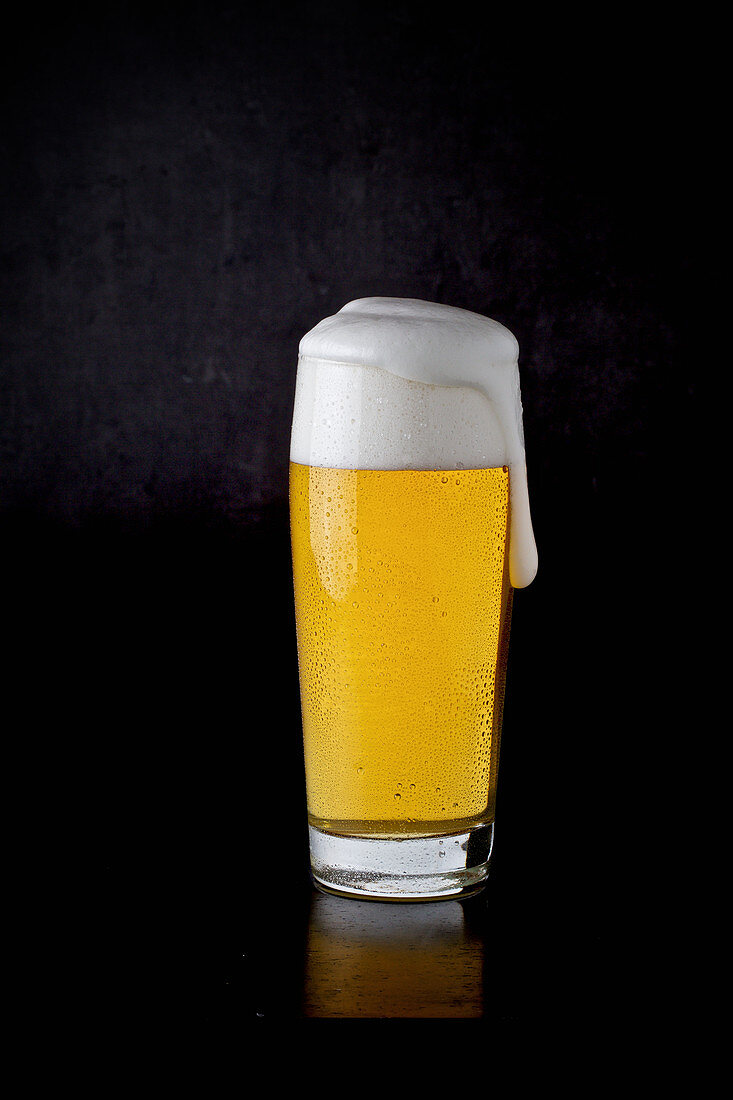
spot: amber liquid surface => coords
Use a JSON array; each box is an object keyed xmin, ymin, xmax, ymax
[{"xmin": 290, "ymin": 462, "xmax": 512, "ymax": 838}]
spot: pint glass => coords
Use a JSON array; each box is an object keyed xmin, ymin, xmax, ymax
[{"xmin": 289, "ymin": 298, "xmax": 537, "ymax": 900}]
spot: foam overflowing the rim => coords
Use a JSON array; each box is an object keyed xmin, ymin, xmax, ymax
[{"xmin": 290, "ymin": 298, "xmax": 537, "ymax": 588}]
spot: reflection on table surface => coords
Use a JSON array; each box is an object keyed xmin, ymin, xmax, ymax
[
  {"xmin": 234, "ymin": 824, "xmax": 626, "ymax": 1019},
  {"xmin": 301, "ymin": 888, "xmax": 487, "ymax": 1019}
]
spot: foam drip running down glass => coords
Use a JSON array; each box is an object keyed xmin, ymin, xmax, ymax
[{"xmin": 289, "ymin": 298, "xmax": 537, "ymax": 900}]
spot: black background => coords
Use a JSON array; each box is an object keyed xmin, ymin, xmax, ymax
[{"xmin": 2, "ymin": 1, "xmax": 691, "ymax": 1023}]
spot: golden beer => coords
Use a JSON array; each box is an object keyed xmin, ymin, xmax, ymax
[
  {"xmin": 290, "ymin": 297, "xmax": 537, "ymax": 899},
  {"xmin": 290, "ymin": 462, "xmax": 513, "ymax": 839}
]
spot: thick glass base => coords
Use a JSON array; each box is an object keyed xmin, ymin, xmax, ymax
[{"xmin": 308, "ymin": 822, "xmax": 494, "ymax": 901}]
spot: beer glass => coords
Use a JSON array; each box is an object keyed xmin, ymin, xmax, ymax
[{"xmin": 290, "ymin": 298, "xmax": 537, "ymax": 900}]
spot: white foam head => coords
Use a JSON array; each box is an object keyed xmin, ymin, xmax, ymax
[{"xmin": 291, "ymin": 298, "xmax": 537, "ymax": 588}]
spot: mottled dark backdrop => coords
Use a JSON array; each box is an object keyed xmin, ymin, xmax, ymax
[
  {"xmin": 2, "ymin": 1, "xmax": 690, "ymax": 1015},
  {"xmin": 2, "ymin": 1, "xmax": 684, "ymax": 524}
]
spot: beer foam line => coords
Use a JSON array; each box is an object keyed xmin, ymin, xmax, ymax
[{"xmin": 291, "ymin": 297, "xmax": 538, "ymax": 589}]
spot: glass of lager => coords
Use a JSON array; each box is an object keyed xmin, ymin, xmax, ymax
[{"xmin": 290, "ymin": 298, "xmax": 537, "ymax": 900}]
